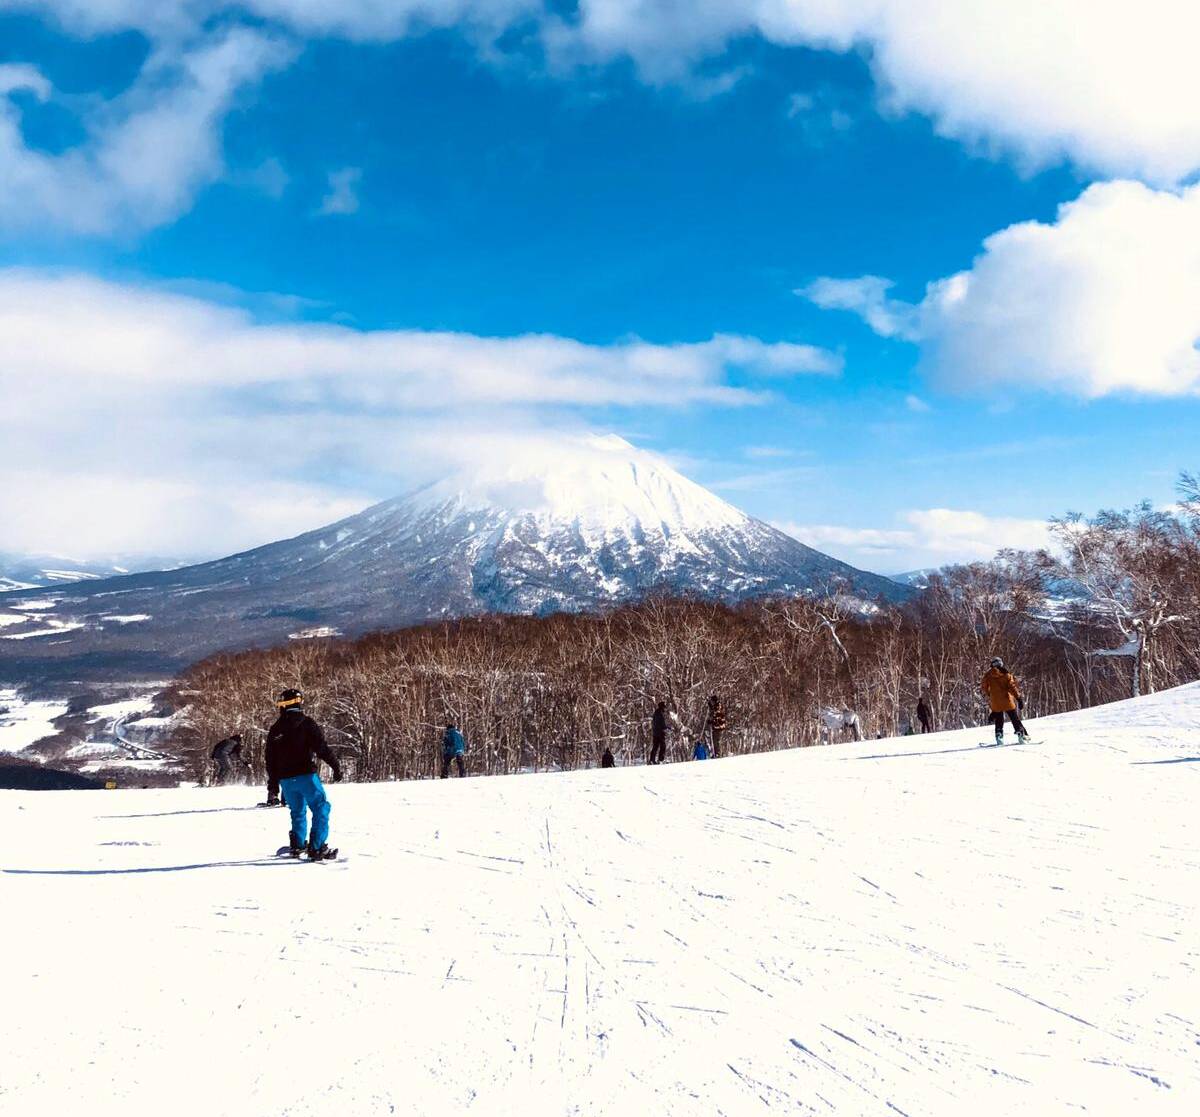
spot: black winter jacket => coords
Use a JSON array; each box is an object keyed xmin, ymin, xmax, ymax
[
  {"xmin": 265, "ymin": 710, "xmax": 341, "ymax": 782},
  {"xmin": 652, "ymin": 707, "xmax": 667, "ymax": 746},
  {"xmin": 210, "ymin": 736, "xmax": 241, "ymax": 761}
]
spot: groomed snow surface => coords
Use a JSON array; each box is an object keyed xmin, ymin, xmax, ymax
[{"xmin": 5, "ymin": 685, "xmax": 1200, "ymax": 1116}]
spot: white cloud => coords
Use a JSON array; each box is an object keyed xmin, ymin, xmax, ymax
[
  {"xmin": 778, "ymin": 508, "xmax": 1052, "ymax": 573},
  {"xmin": 545, "ymin": 1, "xmax": 1200, "ymax": 184},
  {"xmin": 904, "ymin": 394, "xmax": 930, "ymax": 413},
  {"xmin": 0, "ymin": 28, "xmax": 291, "ymax": 235},
  {"xmin": 0, "ymin": 269, "xmax": 833, "ymax": 555},
  {"xmin": 316, "ymin": 166, "xmax": 362, "ymax": 216},
  {"xmin": 12, "ymin": 1, "xmax": 1200, "ymax": 195},
  {"xmin": 805, "ymin": 181, "xmax": 1200, "ymax": 399},
  {"xmin": 800, "ymin": 275, "xmax": 919, "ymax": 341},
  {"xmin": 0, "ymin": 62, "xmax": 52, "ymax": 100},
  {"xmin": 785, "ymin": 86, "xmax": 856, "ymax": 144}
]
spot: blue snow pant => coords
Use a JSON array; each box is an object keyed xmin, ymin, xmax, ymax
[{"xmin": 280, "ymin": 773, "xmax": 331, "ymax": 849}]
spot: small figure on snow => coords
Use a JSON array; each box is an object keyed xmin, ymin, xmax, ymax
[
  {"xmin": 916, "ymin": 693, "xmax": 933, "ymax": 734},
  {"xmin": 265, "ymin": 689, "xmax": 342, "ymax": 860},
  {"xmin": 706, "ymin": 695, "xmax": 728, "ymax": 757},
  {"xmin": 210, "ymin": 733, "xmax": 243, "ymax": 784},
  {"xmin": 692, "ymin": 740, "xmax": 710, "ymax": 761},
  {"xmin": 981, "ymin": 658, "xmax": 1029, "ymax": 745},
  {"xmin": 441, "ymin": 721, "xmax": 467, "ymax": 778},
  {"xmin": 650, "ymin": 702, "xmax": 668, "ymax": 765},
  {"xmin": 601, "ymin": 747, "xmax": 616, "ymax": 769}
]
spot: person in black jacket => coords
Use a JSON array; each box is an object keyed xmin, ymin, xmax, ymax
[
  {"xmin": 210, "ymin": 734, "xmax": 243, "ymax": 784},
  {"xmin": 265, "ymin": 689, "xmax": 342, "ymax": 859},
  {"xmin": 916, "ymin": 694, "xmax": 933, "ymax": 734},
  {"xmin": 601, "ymin": 747, "xmax": 615, "ymax": 769},
  {"xmin": 650, "ymin": 702, "xmax": 668, "ymax": 765}
]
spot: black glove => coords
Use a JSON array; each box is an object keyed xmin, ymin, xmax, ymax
[{"xmin": 1018, "ymin": 696, "xmax": 1024, "ymax": 711}]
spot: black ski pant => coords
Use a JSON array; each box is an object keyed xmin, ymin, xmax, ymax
[
  {"xmin": 441, "ymin": 754, "xmax": 466, "ymax": 778},
  {"xmin": 649, "ymin": 741, "xmax": 666, "ymax": 765},
  {"xmin": 710, "ymin": 728, "xmax": 723, "ymax": 757},
  {"xmin": 991, "ymin": 710, "xmax": 1027, "ymax": 737},
  {"xmin": 918, "ymin": 716, "xmax": 931, "ymax": 734}
]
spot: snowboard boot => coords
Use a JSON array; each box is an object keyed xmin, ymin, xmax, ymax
[
  {"xmin": 288, "ymin": 830, "xmax": 303, "ymax": 858},
  {"xmin": 307, "ymin": 842, "xmax": 337, "ymax": 862},
  {"xmin": 995, "ymin": 734, "xmax": 1004, "ymax": 747}
]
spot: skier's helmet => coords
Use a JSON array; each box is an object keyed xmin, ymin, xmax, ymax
[
  {"xmin": 989, "ymin": 657, "xmax": 1005, "ymax": 670},
  {"xmin": 277, "ymin": 688, "xmax": 304, "ymax": 709}
]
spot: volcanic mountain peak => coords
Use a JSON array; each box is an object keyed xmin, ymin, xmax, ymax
[{"xmin": 397, "ymin": 433, "xmax": 747, "ymax": 539}]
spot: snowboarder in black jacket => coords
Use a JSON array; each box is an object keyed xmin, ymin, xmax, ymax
[
  {"xmin": 265, "ymin": 689, "xmax": 342, "ymax": 859},
  {"xmin": 601, "ymin": 747, "xmax": 615, "ymax": 769},
  {"xmin": 210, "ymin": 734, "xmax": 243, "ymax": 784}
]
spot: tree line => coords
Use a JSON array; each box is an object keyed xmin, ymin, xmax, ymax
[{"xmin": 171, "ymin": 481, "xmax": 1200, "ymax": 785}]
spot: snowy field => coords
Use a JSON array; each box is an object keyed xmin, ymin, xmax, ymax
[
  {"xmin": 0, "ymin": 686, "xmax": 69, "ymax": 753},
  {"xmin": 4, "ymin": 686, "xmax": 1199, "ymax": 1116}
]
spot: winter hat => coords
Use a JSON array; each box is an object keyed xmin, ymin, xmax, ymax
[
  {"xmin": 989, "ymin": 657, "xmax": 1005, "ymax": 670},
  {"xmin": 277, "ymin": 688, "xmax": 304, "ymax": 709}
]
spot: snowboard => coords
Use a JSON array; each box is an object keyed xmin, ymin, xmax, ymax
[
  {"xmin": 978, "ymin": 739, "xmax": 1040, "ymax": 748},
  {"xmin": 257, "ymin": 801, "xmax": 285, "ymax": 809},
  {"xmin": 274, "ymin": 845, "xmax": 340, "ymax": 861}
]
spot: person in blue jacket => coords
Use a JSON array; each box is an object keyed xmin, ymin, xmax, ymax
[
  {"xmin": 441, "ymin": 720, "xmax": 467, "ymax": 778},
  {"xmin": 692, "ymin": 740, "xmax": 710, "ymax": 761}
]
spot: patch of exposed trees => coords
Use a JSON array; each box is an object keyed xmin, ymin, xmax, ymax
[{"xmin": 172, "ymin": 480, "xmax": 1200, "ymax": 785}]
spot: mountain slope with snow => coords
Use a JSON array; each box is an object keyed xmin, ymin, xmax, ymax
[
  {"xmin": 0, "ymin": 436, "xmax": 906, "ymax": 680},
  {"xmin": 4, "ymin": 684, "xmax": 1198, "ymax": 1114}
]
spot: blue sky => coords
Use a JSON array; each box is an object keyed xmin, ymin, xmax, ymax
[{"xmin": 1, "ymin": 3, "xmax": 1198, "ymax": 573}]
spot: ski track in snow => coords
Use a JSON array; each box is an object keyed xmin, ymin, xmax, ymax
[{"xmin": 4, "ymin": 685, "xmax": 1200, "ymax": 1115}]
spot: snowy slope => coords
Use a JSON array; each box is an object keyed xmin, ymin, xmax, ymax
[
  {"xmin": 0, "ymin": 435, "xmax": 907, "ymax": 682},
  {"xmin": 4, "ymin": 684, "xmax": 1198, "ymax": 1114}
]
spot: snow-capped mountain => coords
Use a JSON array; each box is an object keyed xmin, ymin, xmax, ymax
[{"xmin": 0, "ymin": 435, "xmax": 907, "ymax": 679}]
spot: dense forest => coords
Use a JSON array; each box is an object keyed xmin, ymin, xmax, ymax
[{"xmin": 173, "ymin": 483, "xmax": 1200, "ymax": 785}]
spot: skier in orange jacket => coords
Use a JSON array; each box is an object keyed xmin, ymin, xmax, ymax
[{"xmin": 981, "ymin": 658, "xmax": 1029, "ymax": 745}]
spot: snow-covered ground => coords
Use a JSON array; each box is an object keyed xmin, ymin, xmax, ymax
[
  {"xmin": 0, "ymin": 687, "xmax": 68, "ymax": 753},
  {"xmin": 4, "ymin": 685, "xmax": 1199, "ymax": 1115}
]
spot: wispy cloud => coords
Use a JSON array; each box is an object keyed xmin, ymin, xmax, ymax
[
  {"xmin": 0, "ymin": 29, "xmax": 292, "ymax": 235},
  {"xmin": 777, "ymin": 508, "xmax": 1051, "ymax": 573},
  {"xmin": 0, "ymin": 269, "xmax": 835, "ymax": 554},
  {"xmin": 317, "ymin": 167, "xmax": 363, "ymax": 216}
]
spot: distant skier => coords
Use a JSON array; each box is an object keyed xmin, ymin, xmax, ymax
[
  {"xmin": 650, "ymin": 702, "xmax": 668, "ymax": 765},
  {"xmin": 981, "ymin": 658, "xmax": 1029, "ymax": 745},
  {"xmin": 706, "ymin": 695, "xmax": 728, "ymax": 757},
  {"xmin": 916, "ymin": 694, "xmax": 933, "ymax": 734},
  {"xmin": 441, "ymin": 721, "xmax": 467, "ymax": 778},
  {"xmin": 210, "ymin": 733, "xmax": 243, "ymax": 784},
  {"xmin": 265, "ymin": 689, "xmax": 342, "ymax": 860},
  {"xmin": 692, "ymin": 740, "xmax": 709, "ymax": 761},
  {"xmin": 601, "ymin": 747, "xmax": 616, "ymax": 769}
]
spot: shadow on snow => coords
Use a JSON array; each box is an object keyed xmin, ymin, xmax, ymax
[
  {"xmin": 4, "ymin": 859, "xmax": 289, "ymax": 876},
  {"xmin": 98, "ymin": 806, "xmax": 264, "ymax": 820}
]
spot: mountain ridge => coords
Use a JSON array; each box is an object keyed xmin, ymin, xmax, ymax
[{"xmin": 0, "ymin": 436, "xmax": 908, "ymax": 682}]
